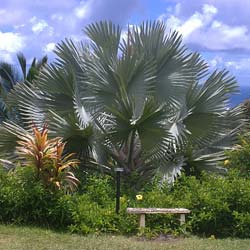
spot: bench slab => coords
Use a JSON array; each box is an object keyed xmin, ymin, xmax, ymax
[
  {"xmin": 127, "ymin": 208, "xmax": 190, "ymax": 228},
  {"xmin": 127, "ymin": 208, "xmax": 190, "ymax": 214}
]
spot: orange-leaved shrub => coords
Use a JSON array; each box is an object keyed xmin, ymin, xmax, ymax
[{"xmin": 16, "ymin": 124, "xmax": 79, "ymax": 191}]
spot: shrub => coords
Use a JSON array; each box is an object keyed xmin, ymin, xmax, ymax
[
  {"xmin": 69, "ymin": 194, "xmax": 138, "ymax": 235},
  {"xmin": 1, "ymin": 168, "xmax": 250, "ymax": 238},
  {"xmin": 81, "ymin": 174, "xmax": 115, "ymax": 206},
  {"xmin": 0, "ymin": 167, "xmax": 74, "ymax": 228},
  {"xmin": 120, "ymin": 171, "xmax": 250, "ymax": 238},
  {"xmin": 16, "ymin": 123, "xmax": 80, "ymax": 192},
  {"xmin": 170, "ymin": 171, "xmax": 250, "ymax": 237},
  {"xmin": 225, "ymin": 135, "xmax": 250, "ymax": 177},
  {"xmin": 69, "ymin": 174, "xmax": 138, "ymax": 235},
  {"xmin": 233, "ymin": 212, "xmax": 250, "ymax": 238}
]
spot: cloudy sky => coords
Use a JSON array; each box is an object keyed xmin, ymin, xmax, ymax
[{"xmin": 0, "ymin": 0, "xmax": 250, "ymax": 87}]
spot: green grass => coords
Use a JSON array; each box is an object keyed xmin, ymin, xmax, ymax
[{"xmin": 0, "ymin": 225, "xmax": 249, "ymax": 250}]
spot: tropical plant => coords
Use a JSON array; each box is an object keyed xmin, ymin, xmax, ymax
[
  {"xmin": 0, "ymin": 53, "xmax": 48, "ymax": 90},
  {"xmin": 0, "ymin": 21, "xmax": 244, "ymax": 186},
  {"xmin": 8, "ymin": 123, "xmax": 79, "ymax": 191},
  {"xmin": 0, "ymin": 53, "xmax": 48, "ymax": 122},
  {"xmin": 242, "ymin": 99, "xmax": 250, "ymax": 122},
  {"xmin": 224, "ymin": 134, "xmax": 250, "ymax": 177}
]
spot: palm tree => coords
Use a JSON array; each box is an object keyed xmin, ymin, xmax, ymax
[
  {"xmin": 0, "ymin": 21, "xmax": 244, "ymax": 186},
  {"xmin": 0, "ymin": 53, "xmax": 47, "ymax": 122}
]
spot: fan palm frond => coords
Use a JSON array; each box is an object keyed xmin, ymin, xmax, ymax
[
  {"xmin": 17, "ymin": 52, "xmax": 26, "ymax": 79},
  {"xmin": 0, "ymin": 20, "xmax": 245, "ymax": 186}
]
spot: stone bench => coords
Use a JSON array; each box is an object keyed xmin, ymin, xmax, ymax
[{"xmin": 127, "ymin": 208, "xmax": 191, "ymax": 228}]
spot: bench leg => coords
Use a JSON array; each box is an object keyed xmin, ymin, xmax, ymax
[
  {"xmin": 180, "ymin": 214, "xmax": 185, "ymax": 225},
  {"xmin": 139, "ymin": 214, "xmax": 145, "ymax": 228}
]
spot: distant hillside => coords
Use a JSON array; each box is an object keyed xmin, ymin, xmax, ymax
[{"xmin": 230, "ymin": 86, "xmax": 250, "ymax": 107}]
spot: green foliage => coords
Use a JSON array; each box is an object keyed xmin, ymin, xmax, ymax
[
  {"xmin": 170, "ymin": 171, "xmax": 250, "ymax": 237},
  {"xmin": 81, "ymin": 174, "xmax": 115, "ymax": 205},
  {"xmin": 225, "ymin": 135, "xmax": 250, "ymax": 177},
  {"xmin": 242, "ymin": 99, "xmax": 250, "ymax": 120},
  {"xmin": 0, "ymin": 53, "xmax": 47, "ymax": 123},
  {"xmin": 120, "ymin": 171, "xmax": 250, "ymax": 238},
  {"xmin": 0, "ymin": 167, "xmax": 74, "ymax": 228},
  {"xmin": 69, "ymin": 195, "xmax": 137, "ymax": 235},
  {"xmin": 1, "ymin": 167, "xmax": 250, "ymax": 238},
  {"xmin": 68, "ymin": 172, "xmax": 250, "ymax": 238},
  {"xmin": 69, "ymin": 174, "xmax": 137, "ymax": 235},
  {"xmin": 233, "ymin": 212, "xmax": 250, "ymax": 238}
]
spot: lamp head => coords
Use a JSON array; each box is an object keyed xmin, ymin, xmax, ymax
[{"xmin": 114, "ymin": 167, "xmax": 124, "ymax": 172}]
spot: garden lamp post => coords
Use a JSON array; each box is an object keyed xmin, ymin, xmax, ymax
[{"xmin": 114, "ymin": 167, "xmax": 124, "ymax": 214}]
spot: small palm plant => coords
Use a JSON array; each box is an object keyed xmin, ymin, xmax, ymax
[{"xmin": 16, "ymin": 124, "xmax": 79, "ymax": 191}]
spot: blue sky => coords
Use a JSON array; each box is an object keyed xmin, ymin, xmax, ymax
[{"xmin": 0, "ymin": 0, "xmax": 250, "ymax": 87}]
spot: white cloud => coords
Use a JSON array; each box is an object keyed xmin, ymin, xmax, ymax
[
  {"xmin": 226, "ymin": 58, "xmax": 250, "ymax": 71},
  {"xmin": 209, "ymin": 56, "xmax": 223, "ymax": 68},
  {"xmin": 203, "ymin": 4, "xmax": 217, "ymax": 15},
  {"xmin": 168, "ymin": 0, "xmax": 250, "ymax": 28},
  {"xmin": 173, "ymin": 4, "xmax": 217, "ymax": 39},
  {"xmin": 14, "ymin": 23, "xmax": 26, "ymax": 30},
  {"xmin": 177, "ymin": 13, "xmax": 203, "ymax": 38},
  {"xmin": 159, "ymin": 3, "xmax": 250, "ymax": 51},
  {"xmin": 0, "ymin": 0, "xmax": 139, "ymax": 64},
  {"xmin": 44, "ymin": 42, "xmax": 56, "ymax": 53},
  {"xmin": 30, "ymin": 16, "xmax": 51, "ymax": 34},
  {"xmin": 174, "ymin": 3, "xmax": 181, "ymax": 16},
  {"xmin": 74, "ymin": 1, "xmax": 90, "ymax": 19},
  {"xmin": 0, "ymin": 31, "xmax": 25, "ymax": 53},
  {"xmin": 164, "ymin": 15, "xmax": 182, "ymax": 31},
  {"xmin": 0, "ymin": 53, "xmax": 14, "ymax": 63},
  {"xmin": 51, "ymin": 13, "xmax": 63, "ymax": 21}
]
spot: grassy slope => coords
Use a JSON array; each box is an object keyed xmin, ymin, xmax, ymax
[{"xmin": 0, "ymin": 225, "xmax": 249, "ymax": 250}]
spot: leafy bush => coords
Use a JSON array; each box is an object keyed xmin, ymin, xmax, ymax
[
  {"xmin": 69, "ymin": 195, "xmax": 138, "ymax": 235},
  {"xmin": 1, "ymin": 168, "xmax": 250, "ymax": 238},
  {"xmin": 69, "ymin": 174, "xmax": 138, "ymax": 235},
  {"xmin": 167, "ymin": 171, "xmax": 250, "ymax": 238},
  {"xmin": 68, "ymin": 172, "xmax": 250, "ymax": 237},
  {"xmin": 116, "ymin": 171, "xmax": 250, "ymax": 238},
  {"xmin": 0, "ymin": 167, "xmax": 74, "ymax": 228},
  {"xmin": 225, "ymin": 135, "xmax": 250, "ymax": 177},
  {"xmin": 242, "ymin": 99, "xmax": 250, "ymax": 120},
  {"xmin": 81, "ymin": 174, "xmax": 115, "ymax": 206},
  {"xmin": 233, "ymin": 212, "xmax": 250, "ymax": 238}
]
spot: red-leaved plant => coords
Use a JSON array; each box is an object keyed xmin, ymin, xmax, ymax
[{"xmin": 16, "ymin": 124, "xmax": 79, "ymax": 192}]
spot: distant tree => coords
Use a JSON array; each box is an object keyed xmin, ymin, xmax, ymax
[
  {"xmin": 242, "ymin": 99, "xmax": 250, "ymax": 120},
  {"xmin": 0, "ymin": 53, "xmax": 47, "ymax": 122}
]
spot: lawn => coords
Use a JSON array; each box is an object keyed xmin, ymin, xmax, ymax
[{"xmin": 0, "ymin": 225, "xmax": 249, "ymax": 250}]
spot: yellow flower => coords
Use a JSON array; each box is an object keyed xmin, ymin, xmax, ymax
[
  {"xmin": 136, "ymin": 194, "xmax": 143, "ymax": 201},
  {"xmin": 209, "ymin": 235, "xmax": 216, "ymax": 240},
  {"xmin": 120, "ymin": 196, "xmax": 126, "ymax": 203},
  {"xmin": 242, "ymin": 139, "xmax": 247, "ymax": 145},
  {"xmin": 224, "ymin": 159, "xmax": 230, "ymax": 166}
]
